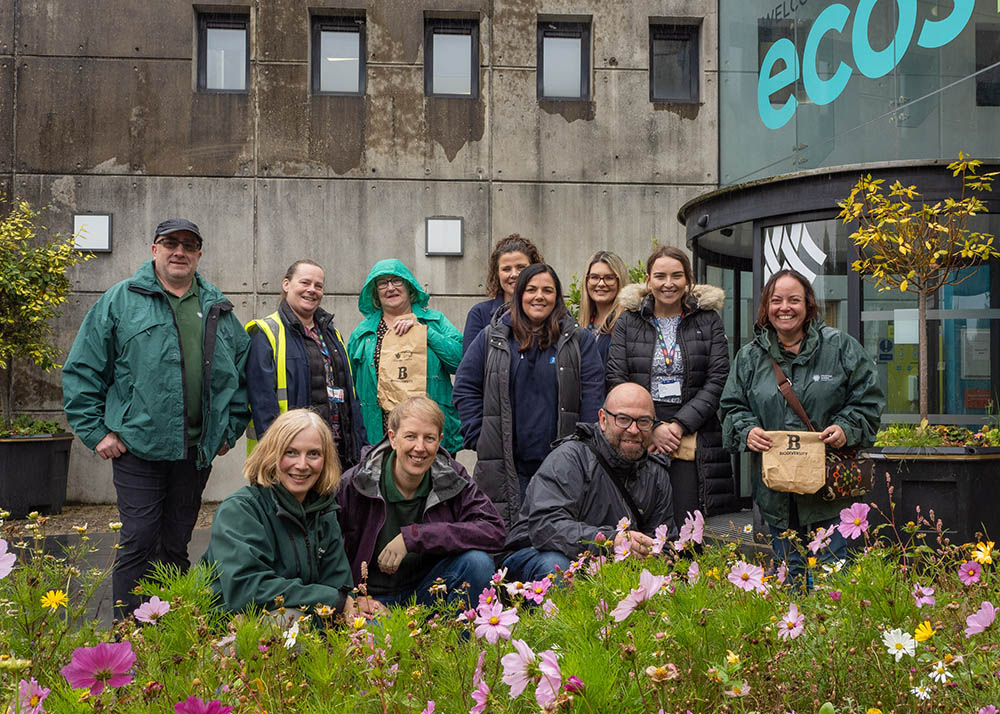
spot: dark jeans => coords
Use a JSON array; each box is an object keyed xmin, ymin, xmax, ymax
[
  {"xmin": 503, "ymin": 547, "xmax": 572, "ymax": 583},
  {"xmin": 112, "ymin": 448, "xmax": 211, "ymax": 618},
  {"xmin": 669, "ymin": 458, "xmax": 700, "ymax": 525},
  {"xmin": 371, "ymin": 550, "xmax": 495, "ymax": 608},
  {"xmin": 768, "ymin": 516, "xmax": 848, "ymax": 590}
]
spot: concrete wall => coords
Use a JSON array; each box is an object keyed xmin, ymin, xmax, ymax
[{"xmin": 3, "ymin": 0, "xmax": 718, "ymax": 503}]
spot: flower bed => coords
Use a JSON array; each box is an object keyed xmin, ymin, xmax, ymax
[{"xmin": 1, "ymin": 507, "xmax": 999, "ymax": 713}]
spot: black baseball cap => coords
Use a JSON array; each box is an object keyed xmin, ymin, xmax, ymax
[{"xmin": 153, "ymin": 218, "xmax": 203, "ymax": 246}]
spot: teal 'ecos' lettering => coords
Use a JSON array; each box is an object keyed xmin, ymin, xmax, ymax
[{"xmin": 757, "ymin": 0, "xmax": 975, "ymax": 129}]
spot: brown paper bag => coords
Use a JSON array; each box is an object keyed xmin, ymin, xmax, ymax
[
  {"xmin": 377, "ymin": 317, "xmax": 428, "ymax": 412},
  {"xmin": 670, "ymin": 432, "xmax": 697, "ymax": 461},
  {"xmin": 761, "ymin": 430, "xmax": 825, "ymax": 495}
]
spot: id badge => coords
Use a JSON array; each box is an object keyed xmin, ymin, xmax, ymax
[
  {"xmin": 655, "ymin": 378, "xmax": 681, "ymax": 400},
  {"xmin": 328, "ymin": 387, "xmax": 345, "ymax": 403}
]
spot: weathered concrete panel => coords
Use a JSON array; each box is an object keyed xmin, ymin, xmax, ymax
[
  {"xmin": 491, "ymin": 181, "xmax": 701, "ymax": 278},
  {"xmin": 367, "ymin": 0, "xmax": 490, "ymax": 66},
  {"xmin": 13, "ymin": 175, "xmax": 255, "ymax": 294},
  {"xmin": 16, "ymin": 58, "xmax": 252, "ymax": 176},
  {"xmin": 493, "ymin": 0, "xmax": 714, "ymax": 70},
  {"xmin": 18, "ymin": 1, "xmax": 193, "ymax": 58},
  {"xmin": 0, "ymin": 59, "xmax": 11, "ymax": 173},
  {"xmin": 491, "ymin": 67, "xmax": 716, "ymax": 184},
  {"xmin": 0, "ymin": 0, "xmax": 12, "ymax": 55},
  {"xmin": 255, "ymin": 178, "xmax": 490, "ymax": 296}
]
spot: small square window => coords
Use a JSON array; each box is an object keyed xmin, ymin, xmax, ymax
[
  {"xmin": 198, "ymin": 12, "xmax": 249, "ymax": 92},
  {"xmin": 649, "ymin": 23, "xmax": 699, "ymax": 103},
  {"xmin": 537, "ymin": 21, "xmax": 590, "ymax": 100},
  {"xmin": 976, "ymin": 23, "xmax": 1000, "ymax": 107},
  {"xmin": 312, "ymin": 15, "xmax": 366, "ymax": 95},
  {"xmin": 424, "ymin": 18, "xmax": 479, "ymax": 98}
]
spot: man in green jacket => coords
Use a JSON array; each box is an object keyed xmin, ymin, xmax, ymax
[{"xmin": 63, "ymin": 218, "xmax": 250, "ymax": 618}]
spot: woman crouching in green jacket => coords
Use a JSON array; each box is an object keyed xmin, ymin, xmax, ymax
[
  {"xmin": 202, "ymin": 409, "xmax": 357, "ymax": 617},
  {"xmin": 720, "ymin": 269, "xmax": 885, "ymax": 586}
]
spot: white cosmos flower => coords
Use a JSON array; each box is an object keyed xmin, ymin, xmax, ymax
[{"xmin": 882, "ymin": 627, "xmax": 916, "ymax": 661}]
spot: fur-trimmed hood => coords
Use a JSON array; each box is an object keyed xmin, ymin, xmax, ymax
[{"xmin": 618, "ymin": 282, "xmax": 726, "ymax": 314}]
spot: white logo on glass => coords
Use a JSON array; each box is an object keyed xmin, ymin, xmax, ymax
[{"xmin": 763, "ymin": 224, "xmax": 827, "ymax": 284}]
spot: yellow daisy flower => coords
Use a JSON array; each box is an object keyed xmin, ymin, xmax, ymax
[
  {"xmin": 40, "ymin": 589, "xmax": 68, "ymax": 610},
  {"xmin": 914, "ymin": 620, "xmax": 935, "ymax": 642},
  {"xmin": 973, "ymin": 540, "xmax": 995, "ymax": 565}
]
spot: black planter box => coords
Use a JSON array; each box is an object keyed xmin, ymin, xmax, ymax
[
  {"xmin": 0, "ymin": 433, "xmax": 74, "ymax": 518},
  {"xmin": 865, "ymin": 446, "xmax": 1000, "ymax": 545}
]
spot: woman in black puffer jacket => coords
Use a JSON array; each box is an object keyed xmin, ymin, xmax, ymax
[{"xmin": 607, "ymin": 246, "xmax": 737, "ymax": 520}]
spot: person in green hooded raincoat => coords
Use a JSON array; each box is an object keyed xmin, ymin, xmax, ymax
[
  {"xmin": 720, "ymin": 269, "xmax": 885, "ymax": 585},
  {"xmin": 347, "ymin": 259, "xmax": 464, "ymax": 454}
]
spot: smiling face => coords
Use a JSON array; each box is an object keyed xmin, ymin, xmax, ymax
[
  {"xmin": 282, "ymin": 263, "xmax": 324, "ymax": 323},
  {"xmin": 521, "ymin": 271, "xmax": 558, "ymax": 326},
  {"xmin": 497, "ymin": 251, "xmax": 531, "ymax": 301},
  {"xmin": 277, "ymin": 427, "xmax": 325, "ymax": 502},
  {"xmin": 767, "ymin": 275, "xmax": 808, "ymax": 340},
  {"xmin": 646, "ymin": 256, "xmax": 688, "ymax": 313},
  {"xmin": 388, "ymin": 415, "xmax": 441, "ymax": 483},
  {"xmin": 599, "ymin": 384, "xmax": 655, "ymax": 461},
  {"xmin": 586, "ymin": 260, "xmax": 619, "ymax": 307},
  {"xmin": 375, "ymin": 275, "xmax": 412, "ymax": 316},
  {"xmin": 151, "ymin": 230, "xmax": 201, "ymax": 288}
]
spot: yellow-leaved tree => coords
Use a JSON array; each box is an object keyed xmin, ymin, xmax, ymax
[
  {"xmin": 837, "ymin": 155, "xmax": 997, "ymax": 422},
  {"xmin": 0, "ymin": 198, "xmax": 92, "ymax": 430}
]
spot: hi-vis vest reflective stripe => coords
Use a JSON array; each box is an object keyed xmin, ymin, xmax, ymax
[{"xmin": 244, "ymin": 312, "xmax": 352, "ymax": 455}]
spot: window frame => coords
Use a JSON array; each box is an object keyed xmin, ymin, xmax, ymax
[
  {"xmin": 423, "ymin": 18, "xmax": 480, "ymax": 99},
  {"xmin": 536, "ymin": 20, "xmax": 591, "ymax": 101},
  {"xmin": 648, "ymin": 22, "xmax": 700, "ymax": 103},
  {"xmin": 975, "ymin": 23, "xmax": 1000, "ymax": 108},
  {"xmin": 311, "ymin": 14, "xmax": 367, "ymax": 96},
  {"xmin": 197, "ymin": 12, "xmax": 250, "ymax": 93}
]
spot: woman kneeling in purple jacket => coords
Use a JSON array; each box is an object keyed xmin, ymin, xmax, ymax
[{"xmin": 337, "ymin": 395, "xmax": 505, "ymax": 610}]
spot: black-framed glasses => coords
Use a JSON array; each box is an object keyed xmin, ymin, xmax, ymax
[
  {"xmin": 155, "ymin": 237, "xmax": 201, "ymax": 252},
  {"xmin": 375, "ymin": 276, "xmax": 405, "ymax": 290},
  {"xmin": 587, "ymin": 273, "xmax": 618, "ymax": 285},
  {"xmin": 604, "ymin": 410, "xmax": 655, "ymax": 432}
]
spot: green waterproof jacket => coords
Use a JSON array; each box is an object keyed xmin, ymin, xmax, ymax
[
  {"xmin": 720, "ymin": 320, "xmax": 885, "ymax": 528},
  {"xmin": 62, "ymin": 260, "xmax": 250, "ymax": 469},
  {"xmin": 201, "ymin": 483, "xmax": 353, "ymax": 613},
  {"xmin": 346, "ymin": 259, "xmax": 464, "ymax": 453}
]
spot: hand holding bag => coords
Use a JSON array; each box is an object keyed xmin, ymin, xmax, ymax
[
  {"xmin": 761, "ymin": 430, "xmax": 827, "ymax": 494},
  {"xmin": 770, "ymin": 360, "xmax": 875, "ymax": 502}
]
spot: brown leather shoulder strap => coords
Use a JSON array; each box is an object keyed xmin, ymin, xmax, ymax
[{"xmin": 770, "ymin": 359, "xmax": 817, "ymax": 432}]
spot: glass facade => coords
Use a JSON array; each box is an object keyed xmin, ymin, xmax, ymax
[{"xmin": 719, "ymin": 0, "xmax": 1000, "ymax": 185}]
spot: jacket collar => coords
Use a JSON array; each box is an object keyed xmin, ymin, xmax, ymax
[
  {"xmin": 350, "ymin": 439, "xmax": 467, "ymax": 507},
  {"xmin": 279, "ymin": 301, "xmax": 334, "ymax": 335},
  {"xmin": 756, "ymin": 319, "xmax": 826, "ymax": 363},
  {"xmin": 264, "ymin": 482, "xmax": 337, "ymax": 521},
  {"xmin": 562, "ymin": 421, "xmax": 649, "ymax": 474},
  {"xmin": 127, "ymin": 259, "xmax": 226, "ymax": 305}
]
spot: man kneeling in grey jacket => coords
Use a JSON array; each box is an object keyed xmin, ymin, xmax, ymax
[{"xmin": 503, "ymin": 383, "xmax": 677, "ymax": 582}]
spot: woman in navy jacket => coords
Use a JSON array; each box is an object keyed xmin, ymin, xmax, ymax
[
  {"xmin": 246, "ymin": 260, "xmax": 366, "ymax": 468},
  {"xmin": 454, "ymin": 264, "xmax": 605, "ymax": 526}
]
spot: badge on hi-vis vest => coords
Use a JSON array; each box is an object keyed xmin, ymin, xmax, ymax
[
  {"xmin": 761, "ymin": 430, "xmax": 825, "ymax": 495},
  {"xmin": 377, "ymin": 318, "xmax": 429, "ymax": 412}
]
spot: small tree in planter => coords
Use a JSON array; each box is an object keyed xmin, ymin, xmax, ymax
[
  {"xmin": 0, "ymin": 197, "xmax": 91, "ymax": 431},
  {"xmin": 837, "ymin": 155, "xmax": 998, "ymax": 423}
]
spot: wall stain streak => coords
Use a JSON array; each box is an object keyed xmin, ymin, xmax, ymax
[
  {"xmin": 311, "ymin": 96, "xmax": 366, "ymax": 175},
  {"xmin": 653, "ymin": 102, "xmax": 700, "ymax": 120},
  {"xmin": 538, "ymin": 100, "xmax": 595, "ymax": 123},
  {"xmin": 425, "ymin": 96, "xmax": 485, "ymax": 162}
]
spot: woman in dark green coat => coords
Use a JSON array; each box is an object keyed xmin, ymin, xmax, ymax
[
  {"xmin": 720, "ymin": 269, "xmax": 885, "ymax": 583},
  {"xmin": 202, "ymin": 409, "xmax": 356, "ymax": 616}
]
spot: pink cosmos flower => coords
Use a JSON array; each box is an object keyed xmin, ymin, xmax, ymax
[
  {"xmin": 687, "ymin": 560, "xmax": 700, "ymax": 584},
  {"xmin": 674, "ymin": 510, "xmax": 705, "ymax": 550},
  {"xmin": 535, "ymin": 650, "xmax": 562, "ymax": 707},
  {"xmin": 829, "ymin": 590, "xmax": 842, "ymax": 602},
  {"xmin": 564, "ymin": 676, "xmax": 584, "ymax": 693},
  {"xmin": 775, "ymin": 563, "xmax": 788, "ymax": 585},
  {"xmin": 173, "ymin": 696, "xmax": 234, "ymax": 714},
  {"xmin": 959, "ymin": 560, "xmax": 982, "ymax": 586},
  {"xmin": 501, "ymin": 639, "xmax": 536, "ymax": 698},
  {"xmin": 61, "ymin": 641, "xmax": 136, "ymax": 695},
  {"xmin": 594, "ymin": 599, "xmax": 609, "ymax": 618},
  {"xmin": 18, "ymin": 678, "xmax": 50, "ymax": 714},
  {"xmin": 651, "ymin": 524, "xmax": 670, "ymax": 554},
  {"xmin": 611, "ymin": 569, "xmax": 666, "ymax": 622},
  {"xmin": 134, "ymin": 596, "xmax": 171, "ymax": 624},
  {"xmin": 616, "ymin": 517, "xmax": 631, "ymax": 534},
  {"xmin": 524, "ymin": 579, "xmax": 551, "ymax": 605},
  {"xmin": 807, "ymin": 525, "xmax": 834, "ymax": 554},
  {"xmin": 0, "ymin": 538, "xmax": 16, "ymax": 579},
  {"xmin": 586, "ymin": 555, "xmax": 607, "ymax": 576},
  {"xmin": 965, "ymin": 601, "xmax": 997, "ymax": 638},
  {"xmin": 478, "ymin": 586, "xmax": 498, "ymax": 608},
  {"xmin": 419, "ymin": 702, "xmax": 434, "ymax": 714},
  {"xmin": 837, "ymin": 503, "xmax": 870, "ymax": 540},
  {"xmin": 613, "ymin": 538, "xmax": 633, "ymax": 562},
  {"xmin": 505, "ymin": 581, "xmax": 527, "ymax": 598},
  {"xmin": 457, "ymin": 608, "xmax": 477, "ymax": 623},
  {"xmin": 978, "ymin": 706, "xmax": 998, "ymax": 714},
  {"xmin": 777, "ymin": 603, "xmax": 804, "ymax": 640},
  {"xmin": 727, "ymin": 561, "xmax": 767, "ymax": 594},
  {"xmin": 491, "ymin": 568, "xmax": 507, "ymax": 585},
  {"xmin": 470, "ymin": 681, "xmax": 489, "ymax": 714},
  {"xmin": 473, "ymin": 602, "xmax": 518, "ymax": 644},
  {"xmin": 912, "ymin": 583, "xmax": 936, "ymax": 609},
  {"xmin": 541, "ymin": 599, "xmax": 559, "ymax": 617}
]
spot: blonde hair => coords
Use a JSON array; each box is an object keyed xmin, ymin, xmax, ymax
[
  {"xmin": 243, "ymin": 410, "xmax": 342, "ymax": 495},
  {"xmin": 387, "ymin": 395, "xmax": 444, "ymax": 435},
  {"xmin": 578, "ymin": 251, "xmax": 628, "ymax": 335}
]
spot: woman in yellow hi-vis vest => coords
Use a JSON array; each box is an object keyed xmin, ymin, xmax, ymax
[{"xmin": 246, "ymin": 260, "xmax": 367, "ymax": 468}]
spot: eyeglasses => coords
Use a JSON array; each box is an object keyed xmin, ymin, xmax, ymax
[
  {"xmin": 155, "ymin": 237, "xmax": 201, "ymax": 253},
  {"xmin": 375, "ymin": 276, "xmax": 405, "ymax": 290},
  {"xmin": 587, "ymin": 274, "xmax": 618, "ymax": 285},
  {"xmin": 604, "ymin": 410, "xmax": 655, "ymax": 432}
]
